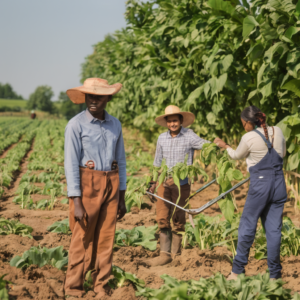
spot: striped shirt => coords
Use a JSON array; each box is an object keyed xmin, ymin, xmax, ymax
[{"xmin": 153, "ymin": 127, "xmax": 210, "ymax": 185}]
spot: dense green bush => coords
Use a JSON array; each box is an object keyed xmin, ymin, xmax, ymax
[{"xmin": 82, "ymin": 0, "xmax": 298, "ymax": 140}]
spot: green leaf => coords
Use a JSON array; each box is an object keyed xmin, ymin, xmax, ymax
[
  {"xmin": 287, "ymin": 152, "xmax": 300, "ymax": 170},
  {"xmin": 218, "ymin": 198, "xmax": 235, "ymax": 222},
  {"xmin": 282, "ymin": 79, "xmax": 300, "ymax": 97},
  {"xmin": 284, "ymin": 27, "xmax": 300, "ymax": 43},
  {"xmin": 206, "ymin": 112, "xmax": 217, "ymax": 125},
  {"xmin": 254, "ymin": 252, "xmax": 266, "ymax": 260},
  {"xmin": 243, "ymin": 16, "xmax": 259, "ymax": 38},
  {"xmin": 207, "ymin": 0, "xmax": 235, "ymax": 15}
]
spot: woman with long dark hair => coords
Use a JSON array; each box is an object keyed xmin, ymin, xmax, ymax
[{"xmin": 214, "ymin": 105, "xmax": 287, "ymax": 280}]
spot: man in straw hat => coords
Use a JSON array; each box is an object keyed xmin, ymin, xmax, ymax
[
  {"xmin": 64, "ymin": 78, "xmax": 127, "ymax": 298},
  {"xmin": 147, "ymin": 105, "xmax": 210, "ymax": 266}
]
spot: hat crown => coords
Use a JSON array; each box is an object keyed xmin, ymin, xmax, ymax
[
  {"xmin": 164, "ymin": 105, "xmax": 181, "ymax": 115},
  {"xmin": 83, "ymin": 78, "xmax": 109, "ymax": 88}
]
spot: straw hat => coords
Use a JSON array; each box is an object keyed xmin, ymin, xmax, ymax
[
  {"xmin": 66, "ymin": 78, "xmax": 122, "ymax": 104},
  {"xmin": 155, "ymin": 105, "xmax": 195, "ymax": 128}
]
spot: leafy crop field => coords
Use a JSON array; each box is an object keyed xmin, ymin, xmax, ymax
[
  {"xmin": 0, "ymin": 99, "xmax": 27, "ymax": 108},
  {"xmin": 0, "ymin": 117, "xmax": 300, "ymax": 300}
]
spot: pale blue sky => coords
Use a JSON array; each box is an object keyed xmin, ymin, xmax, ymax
[{"xmin": 0, "ymin": 0, "xmax": 129, "ymax": 100}]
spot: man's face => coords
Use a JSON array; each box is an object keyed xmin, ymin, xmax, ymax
[
  {"xmin": 85, "ymin": 94, "xmax": 110, "ymax": 114},
  {"xmin": 166, "ymin": 114, "xmax": 182, "ymax": 132}
]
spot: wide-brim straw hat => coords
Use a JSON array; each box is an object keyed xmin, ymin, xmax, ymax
[
  {"xmin": 155, "ymin": 105, "xmax": 195, "ymax": 128},
  {"xmin": 66, "ymin": 78, "xmax": 122, "ymax": 104}
]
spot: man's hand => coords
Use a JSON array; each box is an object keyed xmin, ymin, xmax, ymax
[
  {"xmin": 73, "ymin": 197, "xmax": 87, "ymax": 227},
  {"xmin": 117, "ymin": 190, "xmax": 127, "ymax": 220},
  {"xmin": 148, "ymin": 182, "xmax": 157, "ymax": 194}
]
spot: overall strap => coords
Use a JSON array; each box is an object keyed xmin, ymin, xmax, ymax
[{"xmin": 253, "ymin": 129, "xmax": 272, "ymax": 149}]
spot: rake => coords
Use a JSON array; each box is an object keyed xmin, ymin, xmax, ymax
[{"xmin": 146, "ymin": 177, "xmax": 250, "ymax": 215}]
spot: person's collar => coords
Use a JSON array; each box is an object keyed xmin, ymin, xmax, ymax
[
  {"xmin": 167, "ymin": 126, "xmax": 187, "ymax": 138},
  {"xmin": 85, "ymin": 109, "xmax": 112, "ymax": 123}
]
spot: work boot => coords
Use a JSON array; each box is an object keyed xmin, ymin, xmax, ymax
[
  {"xmin": 171, "ymin": 232, "xmax": 182, "ymax": 259},
  {"xmin": 146, "ymin": 229, "xmax": 172, "ymax": 267}
]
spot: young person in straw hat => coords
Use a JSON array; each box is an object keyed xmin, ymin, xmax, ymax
[
  {"xmin": 64, "ymin": 78, "xmax": 127, "ymax": 298},
  {"xmin": 147, "ymin": 105, "xmax": 210, "ymax": 266}
]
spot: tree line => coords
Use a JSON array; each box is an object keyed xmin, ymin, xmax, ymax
[
  {"xmin": 0, "ymin": 82, "xmax": 84, "ymax": 118},
  {"xmin": 0, "ymin": 83, "xmax": 23, "ymax": 100}
]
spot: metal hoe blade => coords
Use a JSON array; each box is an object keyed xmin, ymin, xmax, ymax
[{"xmin": 146, "ymin": 177, "xmax": 250, "ymax": 215}]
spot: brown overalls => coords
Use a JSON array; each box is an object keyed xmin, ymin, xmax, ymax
[{"xmin": 64, "ymin": 167, "xmax": 119, "ymax": 297}]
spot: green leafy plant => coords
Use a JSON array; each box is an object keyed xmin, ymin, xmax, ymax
[
  {"xmin": 135, "ymin": 273, "xmax": 300, "ymax": 300},
  {"xmin": 41, "ymin": 181, "xmax": 66, "ymax": 197},
  {"xmin": 10, "ymin": 245, "xmax": 68, "ymax": 270},
  {"xmin": 153, "ymin": 154, "xmax": 208, "ymax": 215},
  {"xmin": 13, "ymin": 191, "xmax": 35, "ymax": 210},
  {"xmin": 183, "ymin": 214, "xmax": 240, "ymax": 259},
  {"xmin": 15, "ymin": 182, "xmax": 41, "ymax": 195},
  {"xmin": 47, "ymin": 219, "xmax": 70, "ymax": 234},
  {"xmin": 125, "ymin": 176, "xmax": 150, "ymax": 212},
  {"xmin": 61, "ymin": 198, "xmax": 69, "ymax": 204},
  {"xmin": 109, "ymin": 265, "xmax": 145, "ymax": 288},
  {"xmin": 200, "ymin": 143, "xmax": 244, "ymax": 222},
  {"xmin": 0, "ymin": 218, "xmax": 33, "ymax": 238},
  {"xmin": 114, "ymin": 225, "xmax": 157, "ymax": 251},
  {"xmin": 0, "ymin": 274, "xmax": 11, "ymax": 300},
  {"xmin": 255, "ymin": 217, "xmax": 300, "ymax": 259},
  {"xmin": 20, "ymin": 171, "xmax": 38, "ymax": 184}
]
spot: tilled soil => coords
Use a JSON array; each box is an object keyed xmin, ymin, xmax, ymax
[{"xmin": 1, "ymin": 140, "xmax": 300, "ymax": 299}]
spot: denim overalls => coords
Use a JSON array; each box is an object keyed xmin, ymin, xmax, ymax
[{"xmin": 232, "ymin": 129, "xmax": 287, "ymax": 279}]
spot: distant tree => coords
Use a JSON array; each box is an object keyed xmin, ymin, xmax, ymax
[
  {"xmin": 0, "ymin": 83, "xmax": 23, "ymax": 99},
  {"xmin": 27, "ymin": 85, "xmax": 56, "ymax": 114},
  {"xmin": 59, "ymin": 91, "xmax": 86, "ymax": 119}
]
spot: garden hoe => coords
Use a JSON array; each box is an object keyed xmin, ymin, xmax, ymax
[{"xmin": 146, "ymin": 177, "xmax": 250, "ymax": 216}]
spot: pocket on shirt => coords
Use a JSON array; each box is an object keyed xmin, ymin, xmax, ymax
[{"xmin": 81, "ymin": 135, "xmax": 90, "ymax": 149}]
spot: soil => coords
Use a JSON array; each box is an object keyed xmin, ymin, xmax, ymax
[{"xmin": 1, "ymin": 136, "xmax": 300, "ymax": 299}]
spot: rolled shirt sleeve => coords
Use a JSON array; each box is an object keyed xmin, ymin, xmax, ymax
[
  {"xmin": 115, "ymin": 129, "xmax": 127, "ymax": 191},
  {"xmin": 153, "ymin": 138, "xmax": 163, "ymax": 167},
  {"xmin": 64, "ymin": 122, "xmax": 82, "ymax": 197},
  {"xmin": 226, "ymin": 137, "xmax": 250, "ymax": 160},
  {"xmin": 189, "ymin": 132, "xmax": 211, "ymax": 150}
]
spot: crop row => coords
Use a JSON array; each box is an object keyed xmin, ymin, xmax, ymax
[
  {"xmin": 2, "ymin": 240, "xmax": 299, "ymax": 300},
  {"xmin": 0, "ymin": 121, "xmax": 40, "ymax": 198},
  {"xmin": 13, "ymin": 120, "xmax": 67, "ymax": 210}
]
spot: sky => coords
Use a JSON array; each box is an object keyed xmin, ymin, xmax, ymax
[{"xmin": 0, "ymin": 0, "xmax": 129, "ymax": 100}]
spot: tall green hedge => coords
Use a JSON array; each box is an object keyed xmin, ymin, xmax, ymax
[{"xmin": 81, "ymin": 0, "xmax": 300, "ymax": 169}]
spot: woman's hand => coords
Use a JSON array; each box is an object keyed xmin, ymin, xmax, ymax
[
  {"xmin": 117, "ymin": 190, "xmax": 127, "ymax": 220},
  {"xmin": 214, "ymin": 138, "xmax": 228, "ymax": 148}
]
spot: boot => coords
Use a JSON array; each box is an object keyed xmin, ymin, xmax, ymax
[
  {"xmin": 146, "ymin": 229, "xmax": 172, "ymax": 267},
  {"xmin": 171, "ymin": 232, "xmax": 182, "ymax": 259}
]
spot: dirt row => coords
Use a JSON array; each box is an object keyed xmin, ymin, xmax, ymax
[{"xmin": 0, "ymin": 138, "xmax": 300, "ymax": 299}]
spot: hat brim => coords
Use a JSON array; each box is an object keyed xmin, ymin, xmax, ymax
[
  {"xmin": 66, "ymin": 83, "xmax": 122, "ymax": 104},
  {"xmin": 155, "ymin": 112, "xmax": 195, "ymax": 128}
]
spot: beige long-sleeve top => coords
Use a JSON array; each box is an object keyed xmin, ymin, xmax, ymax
[{"xmin": 226, "ymin": 126, "xmax": 286, "ymax": 171}]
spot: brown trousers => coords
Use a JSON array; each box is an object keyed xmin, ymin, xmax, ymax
[
  {"xmin": 64, "ymin": 167, "xmax": 119, "ymax": 296},
  {"xmin": 156, "ymin": 179, "xmax": 190, "ymax": 233}
]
